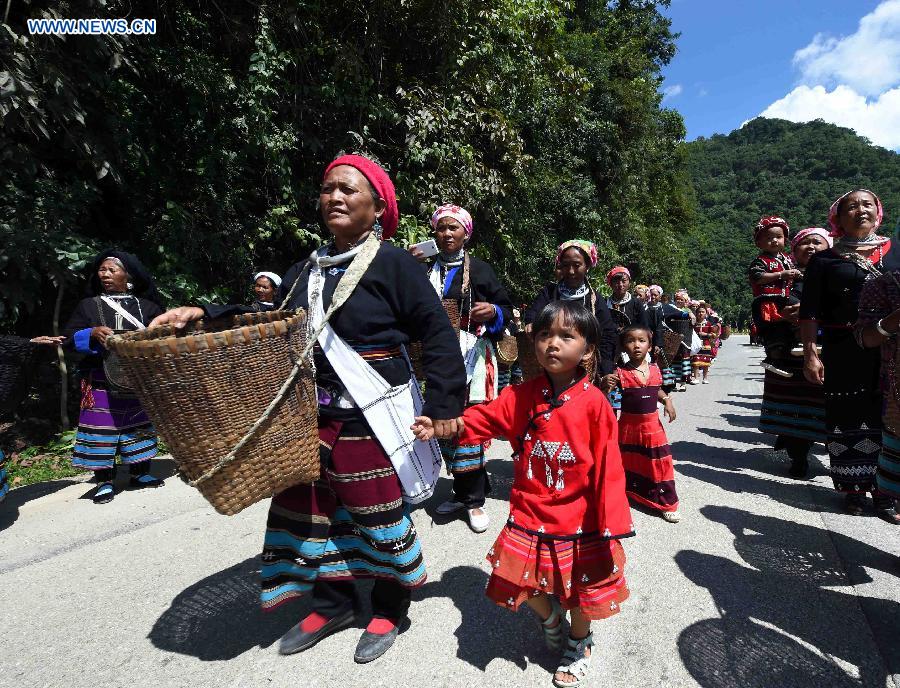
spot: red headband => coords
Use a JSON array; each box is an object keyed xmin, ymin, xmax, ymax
[{"xmin": 323, "ymin": 155, "xmax": 399, "ymax": 239}]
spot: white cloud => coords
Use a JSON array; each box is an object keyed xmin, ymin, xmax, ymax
[
  {"xmin": 662, "ymin": 84, "xmax": 683, "ymax": 103},
  {"xmin": 759, "ymin": 84, "xmax": 900, "ymax": 149},
  {"xmin": 792, "ymin": 0, "xmax": 900, "ymax": 96},
  {"xmin": 753, "ymin": 1, "xmax": 900, "ymax": 150}
]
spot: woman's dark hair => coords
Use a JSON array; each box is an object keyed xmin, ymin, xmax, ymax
[
  {"xmin": 619, "ymin": 325, "xmax": 653, "ymax": 346},
  {"xmin": 533, "ymin": 301, "xmax": 600, "ymax": 348}
]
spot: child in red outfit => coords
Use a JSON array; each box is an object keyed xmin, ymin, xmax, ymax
[
  {"xmin": 413, "ymin": 301, "xmax": 633, "ymax": 688},
  {"xmin": 749, "ymin": 216, "xmax": 802, "ymax": 362},
  {"xmin": 601, "ymin": 326, "xmax": 680, "ymax": 523}
]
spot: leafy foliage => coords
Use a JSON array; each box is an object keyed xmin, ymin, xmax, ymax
[
  {"xmin": 2, "ymin": 0, "xmax": 690, "ymax": 336},
  {"xmin": 683, "ymin": 117, "xmax": 900, "ymax": 325}
]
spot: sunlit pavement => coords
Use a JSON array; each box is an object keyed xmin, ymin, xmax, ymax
[{"xmin": 1, "ymin": 335, "xmax": 897, "ymax": 688}]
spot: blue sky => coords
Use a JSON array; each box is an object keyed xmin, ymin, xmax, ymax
[{"xmin": 661, "ymin": 0, "xmax": 900, "ymax": 149}]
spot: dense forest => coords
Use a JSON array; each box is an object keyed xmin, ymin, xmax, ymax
[
  {"xmin": 1, "ymin": 0, "xmax": 692, "ymax": 337},
  {"xmin": 5, "ymin": 4, "xmax": 900, "ymax": 337},
  {"xmin": 682, "ymin": 118, "xmax": 900, "ymax": 325}
]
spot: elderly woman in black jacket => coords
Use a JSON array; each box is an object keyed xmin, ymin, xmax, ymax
[{"xmin": 152, "ymin": 155, "xmax": 466, "ymax": 664}]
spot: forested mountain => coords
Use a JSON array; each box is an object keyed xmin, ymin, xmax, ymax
[
  {"xmin": 1, "ymin": 0, "xmax": 691, "ymax": 335},
  {"xmin": 682, "ymin": 118, "xmax": 900, "ymax": 325}
]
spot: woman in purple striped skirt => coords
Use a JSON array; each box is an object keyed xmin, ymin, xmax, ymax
[{"xmin": 63, "ymin": 250, "xmax": 165, "ymax": 504}]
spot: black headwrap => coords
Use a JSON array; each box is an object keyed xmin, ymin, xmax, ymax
[{"xmin": 86, "ymin": 249, "xmax": 164, "ymax": 306}]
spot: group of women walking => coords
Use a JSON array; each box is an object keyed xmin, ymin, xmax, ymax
[
  {"xmin": 15, "ymin": 153, "xmax": 897, "ymax": 687},
  {"xmin": 755, "ymin": 189, "xmax": 900, "ymax": 523}
]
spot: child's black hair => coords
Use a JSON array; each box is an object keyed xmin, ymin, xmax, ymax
[
  {"xmin": 619, "ymin": 324, "xmax": 653, "ymax": 346},
  {"xmin": 533, "ymin": 301, "xmax": 600, "ymax": 348}
]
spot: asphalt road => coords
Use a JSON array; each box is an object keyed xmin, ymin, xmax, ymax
[{"xmin": 1, "ymin": 335, "xmax": 897, "ymax": 688}]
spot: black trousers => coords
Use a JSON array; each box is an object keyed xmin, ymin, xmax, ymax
[
  {"xmin": 452, "ymin": 467, "xmax": 491, "ymax": 509},
  {"xmin": 311, "ymin": 579, "xmax": 410, "ymax": 620}
]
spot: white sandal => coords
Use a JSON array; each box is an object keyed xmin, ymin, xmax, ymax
[
  {"xmin": 540, "ymin": 596, "xmax": 567, "ymax": 651},
  {"xmin": 552, "ymin": 632, "xmax": 594, "ymax": 687}
]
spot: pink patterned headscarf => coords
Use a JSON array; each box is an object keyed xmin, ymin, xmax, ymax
[
  {"xmin": 556, "ymin": 240, "xmax": 598, "ymax": 268},
  {"xmin": 431, "ymin": 203, "xmax": 473, "ymax": 239},
  {"xmin": 827, "ymin": 189, "xmax": 883, "ymax": 237},
  {"xmin": 648, "ymin": 285, "xmax": 663, "ymax": 296},
  {"xmin": 790, "ymin": 227, "xmax": 833, "ymax": 251}
]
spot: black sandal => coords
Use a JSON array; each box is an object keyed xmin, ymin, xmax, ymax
[
  {"xmin": 873, "ymin": 496, "xmax": 900, "ymax": 525},
  {"xmin": 92, "ymin": 482, "xmax": 115, "ymax": 504},
  {"xmin": 128, "ymin": 474, "xmax": 164, "ymax": 489}
]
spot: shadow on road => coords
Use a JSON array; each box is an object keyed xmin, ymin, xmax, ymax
[
  {"xmin": 0, "ymin": 477, "xmax": 83, "ymax": 532},
  {"xmin": 714, "ymin": 399, "xmax": 763, "ymax": 411},
  {"xmin": 673, "ymin": 441, "xmax": 836, "ymax": 514},
  {"xmin": 149, "ymin": 556, "xmax": 299, "ymax": 660},
  {"xmin": 677, "ymin": 505, "xmax": 898, "ymax": 687},
  {"xmin": 415, "ymin": 565, "xmax": 557, "ymax": 673}
]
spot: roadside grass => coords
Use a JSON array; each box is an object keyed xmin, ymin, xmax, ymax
[{"xmin": 6, "ymin": 431, "xmax": 169, "ymax": 489}]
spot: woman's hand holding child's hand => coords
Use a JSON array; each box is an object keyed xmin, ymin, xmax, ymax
[{"xmin": 411, "ymin": 416, "xmax": 465, "ymax": 441}]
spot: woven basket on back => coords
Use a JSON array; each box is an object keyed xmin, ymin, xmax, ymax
[
  {"xmin": 515, "ymin": 331, "xmax": 596, "ymax": 384},
  {"xmin": 410, "ymin": 299, "xmax": 461, "ymax": 380},
  {"xmin": 720, "ymin": 324, "xmax": 732, "ymax": 340},
  {"xmin": 107, "ymin": 310, "xmax": 319, "ymax": 515},
  {"xmin": 0, "ymin": 335, "xmax": 35, "ymax": 416}
]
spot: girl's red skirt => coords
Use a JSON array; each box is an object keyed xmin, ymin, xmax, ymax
[{"xmin": 485, "ymin": 524, "xmax": 629, "ymax": 620}]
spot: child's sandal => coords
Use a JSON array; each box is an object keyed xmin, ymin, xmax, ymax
[
  {"xmin": 552, "ymin": 632, "xmax": 594, "ymax": 687},
  {"xmin": 540, "ymin": 596, "xmax": 566, "ymax": 651}
]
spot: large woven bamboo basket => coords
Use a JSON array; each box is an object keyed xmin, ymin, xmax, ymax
[
  {"xmin": 0, "ymin": 335, "xmax": 34, "ymax": 415},
  {"xmin": 410, "ymin": 299, "xmax": 461, "ymax": 380},
  {"xmin": 516, "ymin": 331, "xmax": 596, "ymax": 384},
  {"xmin": 107, "ymin": 310, "xmax": 319, "ymax": 515}
]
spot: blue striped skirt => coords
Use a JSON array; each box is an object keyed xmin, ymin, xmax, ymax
[
  {"xmin": 441, "ymin": 441, "xmax": 485, "ymax": 474},
  {"xmin": 878, "ymin": 430, "xmax": 900, "ymax": 500},
  {"xmin": 0, "ymin": 448, "xmax": 8, "ymax": 503},
  {"xmin": 260, "ymin": 416, "xmax": 426, "ymax": 610}
]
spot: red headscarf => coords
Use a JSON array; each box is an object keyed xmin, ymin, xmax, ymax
[
  {"xmin": 605, "ymin": 266, "xmax": 630, "ymax": 286},
  {"xmin": 323, "ymin": 154, "xmax": 399, "ymax": 239}
]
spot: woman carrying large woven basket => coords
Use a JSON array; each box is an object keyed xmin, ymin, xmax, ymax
[
  {"xmin": 409, "ymin": 203, "xmax": 513, "ymax": 534},
  {"xmin": 63, "ymin": 250, "xmax": 166, "ymax": 504},
  {"xmin": 150, "ymin": 155, "xmax": 466, "ymax": 663}
]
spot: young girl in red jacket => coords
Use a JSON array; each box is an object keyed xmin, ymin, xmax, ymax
[{"xmin": 413, "ymin": 301, "xmax": 634, "ymax": 687}]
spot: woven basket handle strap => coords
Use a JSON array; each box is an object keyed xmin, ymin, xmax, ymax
[{"xmin": 189, "ymin": 233, "xmax": 381, "ymax": 488}]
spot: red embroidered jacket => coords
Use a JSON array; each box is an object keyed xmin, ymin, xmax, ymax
[
  {"xmin": 458, "ymin": 375, "xmax": 634, "ymax": 540},
  {"xmin": 748, "ymin": 252, "xmax": 794, "ymax": 298}
]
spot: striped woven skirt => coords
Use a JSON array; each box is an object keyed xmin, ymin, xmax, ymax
[
  {"xmin": 878, "ymin": 424, "xmax": 900, "ymax": 500},
  {"xmin": 759, "ymin": 357, "xmax": 825, "ymax": 443},
  {"xmin": 440, "ymin": 440, "xmax": 485, "ymax": 475},
  {"xmin": 485, "ymin": 524, "xmax": 628, "ymax": 620},
  {"xmin": 691, "ymin": 345, "xmax": 715, "ymax": 368},
  {"xmin": 72, "ymin": 370, "xmax": 157, "ymax": 471},
  {"xmin": 619, "ymin": 394, "xmax": 678, "ymax": 512},
  {"xmin": 0, "ymin": 448, "xmax": 8, "ymax": 503},
  {"xmin": 260, "ymin": 415, "xmax": 426, "ymax": 610}
]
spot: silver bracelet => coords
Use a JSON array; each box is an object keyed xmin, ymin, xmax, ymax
[{"xmin": 876, "ymin": 319, "xmax": 895, "ymax": 338}]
